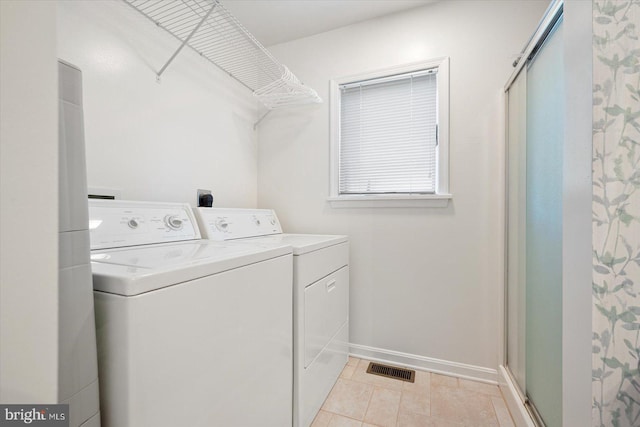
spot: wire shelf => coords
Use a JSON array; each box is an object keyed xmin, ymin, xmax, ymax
[{"xmin": 124, "ymin": 0, "xmax": 322, "ymax": 110}]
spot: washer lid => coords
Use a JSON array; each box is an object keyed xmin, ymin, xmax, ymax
[{"xmin": 91, "ymin": 240, "xmax": 292, "ymax": 296}]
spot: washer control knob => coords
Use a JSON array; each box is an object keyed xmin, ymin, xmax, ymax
[
  {"xmin": 269, "ymin": 216, "xmax": 276, "ymax": 225},
  {"xmin": 215, "ymin": 218, "xmax": 229, "ymax": 232},
  {"xmin": 164, "ymin": 215, "xmax": 183, "ymax": 230},
  {"xmin": 253, "ymin": 216, "xmax": 261, "ymax": 226},
  {"xmin": 128, "ymin": 219, "xmax": 139, "ymax": 229}
]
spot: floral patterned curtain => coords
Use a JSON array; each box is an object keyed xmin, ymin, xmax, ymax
[{"xmin": 592, "ymin": 1, "xmax": 640, "ymax": 426}]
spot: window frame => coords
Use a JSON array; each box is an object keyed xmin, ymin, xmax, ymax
[{"xmin": 328, "ymin": 57, "xmax": 451, "ymax": 208}]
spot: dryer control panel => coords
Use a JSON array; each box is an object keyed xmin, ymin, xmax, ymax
[
  {"xmin": 89, "ymin": 200, "xmax": 200, "ymax": 250},
  {"xmin": 193, "ymin": 208, "xmax": 282, "ymax": 241}
]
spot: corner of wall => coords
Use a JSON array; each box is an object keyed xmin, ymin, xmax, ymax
[{"xmin": 0, "ymin": 0, "xmax": 60, "ymax": 403}]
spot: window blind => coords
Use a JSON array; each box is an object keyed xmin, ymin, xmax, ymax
[{"xmin": 339, "ymin": 69, "xmax": 438, "ymax": 194}]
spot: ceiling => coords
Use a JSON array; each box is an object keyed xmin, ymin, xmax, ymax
[{"xmin": 222, "ymin": 0, "xmax": 437, "ymax": 47}]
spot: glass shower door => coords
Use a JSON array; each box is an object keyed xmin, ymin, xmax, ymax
[
  {"xmin": 524, "ymin": 16, "xmax": 564, "ymax": 427},
  {"xmin": 505, "ymin": 14, "xmax": 564, "ymax": 427}
]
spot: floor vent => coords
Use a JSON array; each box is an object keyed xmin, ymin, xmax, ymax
[{"xmin": 366, "ymin": 362, "xmax": 415, "ymax": 383}]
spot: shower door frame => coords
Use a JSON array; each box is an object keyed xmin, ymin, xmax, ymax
[
  {"xmin": 501, "ymin": 1, "xmax": 592, "ymax": 426},
  {"xmin": 502, "ymin": 1, "xmax": 564, "ymax": 426}
]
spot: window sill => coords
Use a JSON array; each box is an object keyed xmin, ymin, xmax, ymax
[{"xmin": 327, "ymin": 194, "xmax": 452, "ymax": 208}]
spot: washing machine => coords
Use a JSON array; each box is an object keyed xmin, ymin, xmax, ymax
[
  {"xmin": 88, "ymin": 200, "xmax": 293, "ymax": 427},
  {"xmin": 193, "ymin": 208, "xmax": 349, "ymax": 427}
]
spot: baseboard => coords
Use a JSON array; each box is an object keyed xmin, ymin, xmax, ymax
[
  {"xmin": 498, "ymin": 365, "xmax": 535, "ymax": 427},
  {"xmin": 349, "ymin": 343, "xmax": 498, "ymax": 384}
]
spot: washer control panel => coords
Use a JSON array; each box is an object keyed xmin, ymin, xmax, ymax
[
  {"xmin": 193, "ymin": 208, "xmax": 282, "ymax": 241},
  {"xmin": 89, "ymin": 200, "xmax": 200, "ymax": 250}
]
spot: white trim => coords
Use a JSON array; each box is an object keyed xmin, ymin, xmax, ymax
[
  {"xmin": 329, "ymin": 78, "xmax": 340, "ymax": 200},
  {"xmin": 340, "ymin": 68, "xmax": 437, "ymax": 90},
  {"xmin": 561, "ymin": 1, "xmax": 592, "ymax": 425},
  {"xmin": 349, "ymin": 343, "xmax": 498, "ymax": 383},
  {"xmin": 329, "ymin": 57, "xmax": 450, "ymax": 207},
  {"xmin": 436, "ymin": 57, "xmax": 450, "ymax": 196},
  {"xmin": 327, "ymin": 193, "xmax": 451, "ymax": 208},
  {"xmin": 498, "ymin": 365, "xmax": 536, "ymax": 427},
  {"xmin": 331, "ymin": 58, "xmax": 448, "ymax": 89},
  {"xmin": 497, "ymin": 90, "xmax": 507, "ymax": 370}
]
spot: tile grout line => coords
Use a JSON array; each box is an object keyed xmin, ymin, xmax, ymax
[
  {"xmin": 497, "ymin": 387, "xmax": 517, "ymax": 425},
  {"xmin": 328, "ymin": 410, "xmax": 366, "ymax": 425},
  {"xmin": 489, "ymin": 397, "xmax": 502, "ymax": 426},
  {"xmin": 428, "ymin": 375, "xmax": 432, "ymax": 417},
  {"xmin": 490, "ymin": 395, "xmax": 515, "ymax": 427},
  {"xmin": 394, "ymin": 388, "xmax": 403, "ymax": 427},
  {"xmin": 361, "ymin": 380, "xmax": 376, "ymax": 425}
]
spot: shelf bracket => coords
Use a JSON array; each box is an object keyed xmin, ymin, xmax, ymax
[
  {"xmin": 156, "ymin": 1, "xmax": 217, "ymax": 81},
  {"xmin": 254, "ymin": 110, "xmax": 272, "ymax": 130}
]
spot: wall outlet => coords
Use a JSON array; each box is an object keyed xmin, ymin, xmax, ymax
[{"xmin": 197, "ymin": 189, "xmax": 213, "ymax": 207}]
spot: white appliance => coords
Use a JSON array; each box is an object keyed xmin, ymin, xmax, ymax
[
  {"xmin": 58, "ymin": 60, "xmax": 101, "ymax": 426},
  {"xmin": 88, "ymin": 200, "xmax": 293, "ymax": 427},
  {"xmin": 193, "ymin": 208, "xmax": 349, "ymax": 427}
]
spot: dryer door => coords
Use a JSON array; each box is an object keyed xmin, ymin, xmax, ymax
[{"xmin": 304, "ymin": 266, "xmax": 349, "ymax": 368}]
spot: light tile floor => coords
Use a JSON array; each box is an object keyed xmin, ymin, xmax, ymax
[{"xmin": 312, "ymin": 357, "xmax": 515, "ymax": 427}]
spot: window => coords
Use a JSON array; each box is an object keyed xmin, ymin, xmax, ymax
[{"xmin": 329, "ymin": 58, "xmax": 450, "ymax": 208}]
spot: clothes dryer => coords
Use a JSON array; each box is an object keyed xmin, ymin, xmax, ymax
[
  {"xmin": 89, "ymin": 200, "xmax": 293, "ymax": 427},
  {"xmin": 193, "ymin": 208, "xmax": 349, "ymax": 427}
]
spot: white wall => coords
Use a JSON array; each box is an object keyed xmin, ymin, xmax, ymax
[
  {"xmin": 258, "ymin": 0, "xmax": 549, "ymax": 377},
  {"xmin": 0, "ymin": 1, "xmax": 59, "ymax": 403},
  {"xmin": 563, "ymin": 1, "xmax": 592, "ymax": 425},
  {"xmin": 57, "ymin": 1, "xmax": 259, "ymax": 207}
]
